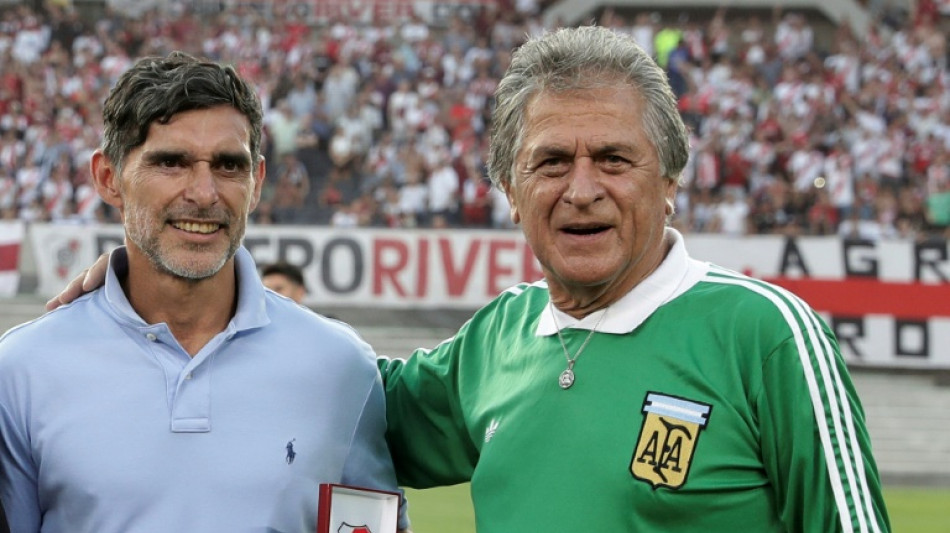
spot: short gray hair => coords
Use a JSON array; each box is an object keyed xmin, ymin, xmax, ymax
[{"xmin": 487, "ymin": 25, "xmax": 690, "ymax": 188}]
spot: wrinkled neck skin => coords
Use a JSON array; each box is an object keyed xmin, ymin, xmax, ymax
[{"xmin": 547, "ymin": 231, "xmax": 674, "ymax": 319}]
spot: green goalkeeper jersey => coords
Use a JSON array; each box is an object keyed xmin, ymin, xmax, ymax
[{"xmin": 379, "ymin": 231, "xmax": 889, "ymax": 532}]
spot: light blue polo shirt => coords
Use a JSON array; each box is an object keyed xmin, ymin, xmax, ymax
[{"xmin": 0, "ymin": 247, "xmax": 407, "ymax": 532}]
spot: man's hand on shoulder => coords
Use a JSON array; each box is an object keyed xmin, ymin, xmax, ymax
[{"xmin": 45, "ymin": 252, "xmax": 110, "ymax": 310}]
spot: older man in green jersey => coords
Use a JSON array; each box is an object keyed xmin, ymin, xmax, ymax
[{"xmin": 378, "ymin": 26, "xmax": 891, "ymax": 532}]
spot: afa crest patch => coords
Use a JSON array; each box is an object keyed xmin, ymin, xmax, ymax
[{"xmin": 630, "ymin": 392, "xmax": 712, "ymax": 490}]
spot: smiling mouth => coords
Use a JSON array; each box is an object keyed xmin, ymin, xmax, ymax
[
  {"xmin": 562, "ymin": 225, "xmax": 610, "ymax": 235},
  {"xmin": 171, "ymin": 221, "xmax": 222, "ymax": 234}
]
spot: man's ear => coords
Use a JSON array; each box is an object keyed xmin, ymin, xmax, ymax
[
  {"xmin": 503, "ymin": 181, "xmax": 521, "ymax": 225},
  {"xmin": 665, "ymin": 178, "xmax": 678, "ymax": 218},
  {"xmin": 90, "ymin": 150, "xmax": 123, "ymax": 210},
  {"xmin": 248, "ymin": 156, "xmax": 266, "ymax": 212}
]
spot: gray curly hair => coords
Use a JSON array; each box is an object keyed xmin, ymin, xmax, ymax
[{"xmin": 487, "ymin": 25, "xmax": 690, "ymax": 189}]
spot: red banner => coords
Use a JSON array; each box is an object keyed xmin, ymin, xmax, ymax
[{"xmin": 768, "ymin": 277, "xmax": 950, "ymax": 319}]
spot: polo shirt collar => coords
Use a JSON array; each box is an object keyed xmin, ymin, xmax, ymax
[{"xmin": 103, "ymin": 245, "xmax": 269, "ymax": 332}]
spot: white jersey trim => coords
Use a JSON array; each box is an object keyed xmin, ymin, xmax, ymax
[{"xmin": 704, "ymin": 266, "xmax": 881, "ymax": 533}]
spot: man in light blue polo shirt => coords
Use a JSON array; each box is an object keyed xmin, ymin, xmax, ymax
[{"xmin": 0, "ymin": 52, "xmax": 408, "ymax": 533}]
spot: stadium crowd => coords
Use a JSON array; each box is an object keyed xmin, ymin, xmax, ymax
[{"xmin": 0, "ymin": 0, "xmax": 948, "ymax": 239}]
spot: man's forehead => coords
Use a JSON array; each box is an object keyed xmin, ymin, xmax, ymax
[
  {"xmin": 146, "ymin": 107, "xmax": 251, "ymax": 140},
  {"xmin": 141, "ymin": 121, "xmax": 252, "ymax": 157}
]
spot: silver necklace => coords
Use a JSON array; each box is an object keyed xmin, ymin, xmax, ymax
[{"xmin": 549, "ymin": 303, "xmax": 608, "ymax": 389}]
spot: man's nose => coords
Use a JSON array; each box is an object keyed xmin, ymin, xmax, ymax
[
  {"xmin": 183, "ymin": 162, "xmax": 220, "ymax": 205},
  {"xmin": 562, "ymin": 158, "xmax": 605, "ymax": 207}
]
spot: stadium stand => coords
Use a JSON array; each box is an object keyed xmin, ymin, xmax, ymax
[{"xmin": 0, "ymin": 0, "xmax": 948, "ymax": 239}]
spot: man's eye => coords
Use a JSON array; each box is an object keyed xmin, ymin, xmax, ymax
[
  {"xmin": 601, "ymin": 155, "xmax": 632, "ymax": 172},
  {"xmin": 537, "ymin": 158, "xmax": 570, "ymax": 176},
  {"xmin": 158, "ymin": 157, "xmax": 184, "ymax": 168},
  {"xmin": 216, "ymin": 159, "xmax": 249, "ymax": 174}
]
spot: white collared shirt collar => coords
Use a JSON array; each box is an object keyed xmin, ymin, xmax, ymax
[{"xmin": 536, "ymin": 228, "xmax": 709, "ymax": 336}]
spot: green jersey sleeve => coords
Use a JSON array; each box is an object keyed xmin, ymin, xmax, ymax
[
  {"xmin": 755, "ymin": 303, "xmax": 891, "ymax": 532},
  {"xmin": 377, "ymin": 326, "xmax": 481, "ymax": 488}
]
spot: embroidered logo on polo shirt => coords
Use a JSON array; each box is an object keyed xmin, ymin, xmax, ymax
[
  {"xmin": 630, "ymin": 392, "xmax": 712, "ymax": 490},
  {"xmin": 286, "ymin": 439, "xmax": 297, "ymax": 464}
]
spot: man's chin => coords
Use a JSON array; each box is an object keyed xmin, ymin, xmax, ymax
[{"xmin": 156, "ymin": 252, "xmax": 230, "ymax": 281}]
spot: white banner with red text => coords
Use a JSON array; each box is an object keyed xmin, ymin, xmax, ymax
[{"xmin": 26, "ymin": 223, "xmax": 950, "ymax": 369}]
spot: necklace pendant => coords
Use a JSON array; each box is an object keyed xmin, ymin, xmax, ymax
[{"xmin": 558, "ymin": 368, "xmax": 575, "ymax": 389}]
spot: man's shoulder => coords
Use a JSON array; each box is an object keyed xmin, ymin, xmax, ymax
[
  {"xmin": 261, "ymin": 295, "xmax": 378, "ymax": 367},
  {"xmin": 489, "ymin": 279, "xmax": 547, "ymax": 306},
  {"xmin": 0, "ymin": 294, "xmax": 106, "ymax": 376},
  {"xmin": 466, "ymin": 279, "xmax": 549, "ymax": 326},
  {"xmin": 696, "ymin": 265, "xmax": 799, "ymax": 301},
  {"xmin": 689, "ymin": 264, "xmax": 822, "ymax": 328},
  {"xmin": 1, "ymin": 294, "xmax": 101, "ymax": 349},
  {"xmin": 263, "ymin": 294, "xmax": 359, "ymax": 338}
]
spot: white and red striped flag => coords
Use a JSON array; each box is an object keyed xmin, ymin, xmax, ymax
[{"xmin": 0, "ymin": 220, "xmax": 24, "ymax": 296}]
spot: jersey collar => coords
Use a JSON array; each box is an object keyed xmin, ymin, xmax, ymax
[{"xmin": 536, "ymin": 228, "xmax": 709, "ymax": 336}]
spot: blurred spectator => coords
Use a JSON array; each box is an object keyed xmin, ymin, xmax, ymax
[
  {"xmin": 11, "ymin": 14, "xmax": 48, "ymax": 64},
  {"xmin": 711, "ymin": 189, "xmax": 750, "ymax": 236},
  {"xmin": 489, "ymin": 184, "xmax": 515, "ymax": 230},
  {"xmin": 426, "ymin": 151, "xmax": 459, "ymax": 227},
  {"xmin": 332, "ymin": 98, "xmax": 376, "ymax": 172},
  {"xmin": 322, "ymin": 61, "xmax": 359, "ymax": 121},
  {"xmin": 40, "ymin": 153, "xmax": 73, "ymax": 221},
  {"xmin": 285, "ymin": 72, "xmax": 318, "ymax": 118},
  {"xmin": 261, "ymin": 262, "xmax": 307, "ymax": 303},
  {"xmin": 787, "ymin": 136, "xmax": 825, "ymax": 192},
  {"xmin": 0, "ymin": 168, "xmax": 14, "ymax": 219},
  {"xmin": 774, "ymin": 9, "xmax": 813, "ymax": 60},
  {"xmin": 375, "ymin": 177, "xmax": 403, "ymax": 227},
  {"xmin": 262, "ymin": 152, "xmax": 310, "ymax": 224},
  {"xmin": 398, "ymin": 166, "xmax": 428, "ymax": 227},
  {"xmin": 838, "ymin": 205, "xmax": 889, "ymax": 241},
  {"xmin": 926, "ymin": 180, "xmax": 950, "ymax": 232},
  {"xmin": 387, "ymin": 78, "xmax": 422, "ymax": 143},
  {"xmin": 808, "ymin": 188, "xmax": 841, "ymax": 235},
  {"xmin": 263, "ymin": 98, "xmax": 301, "ymax": 159},
  {"xmin": 14, "ymin": 150, "xmax": 42, "ymax": 215},
  {"xmin": 330, "ymin": 201, "xmax": 360, "ymax": 228},
  {"xmin": 666, "ymin": 37, "xmax": 691, "ymax": 98},
  {"xmin": 460, "ymin": 160, "xmax": 492, "ymax": 227}
]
